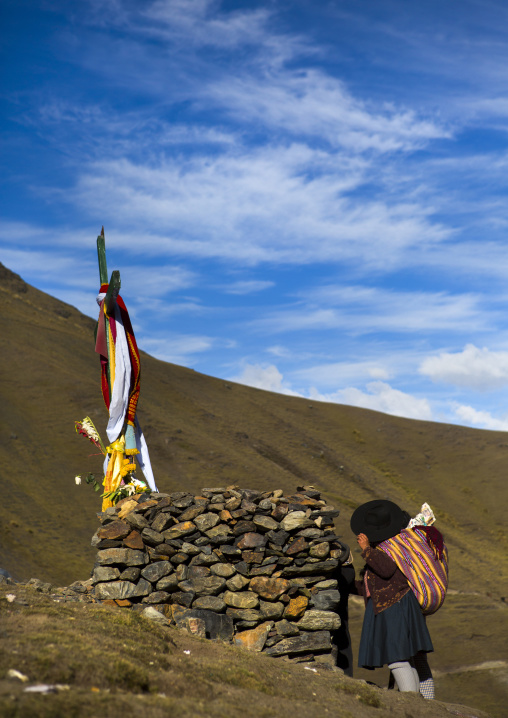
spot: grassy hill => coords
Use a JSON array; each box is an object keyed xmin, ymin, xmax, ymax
[{"xmin": 0, "ymin": 262, "xmax": 506, "ymax": 717}]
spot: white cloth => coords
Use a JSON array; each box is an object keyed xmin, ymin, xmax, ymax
[
  {"xmin": 134, "ymin": 416, "xmax": 157, "ymax": 491},
  {"xmin": 407, "ymin": 503, "xmax": 435, "ymax": 529},
  {"xmin": 105, "ymin": 302, "xmax": 131, "ymax": 444},
  {"xmin": 97, "ymin": 294, "xmax": 157, "ymax": 492}
]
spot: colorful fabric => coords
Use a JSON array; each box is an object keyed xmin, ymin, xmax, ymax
[
  {"xmin": 96, "ymin": 285, "xmax": 141, "ymax": 437},
  {"xmin": 378, "ymin": 528, "xmax": 448, "ymax": 615},
  {"xmin": 95, "ymin": 285, "xmax": 157, "ymax": 507},
  {"xmin": 103, "ymin": 436, "xmax": 127, "ymax": 508}
]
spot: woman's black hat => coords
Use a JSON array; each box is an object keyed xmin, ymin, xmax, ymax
[{"xmin": 350, "ymin": 500, "xmax": 408, "ymax": 543}]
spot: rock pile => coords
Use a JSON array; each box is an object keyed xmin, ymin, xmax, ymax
[{"xmin": 91, "ymin": 486, "xmax": 350, "ymax": 665}]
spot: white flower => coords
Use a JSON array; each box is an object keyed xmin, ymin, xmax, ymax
[
  {"xmin": 75, "ymin": 476, "xmax": 82, "ymax": 485},
  {"xmin": 123, "ymin": 477, "xmax": 147, "ymax": 496},
  {"xmin": 81, "ymin": 417, "xmax": 100, "ymax": 442}
]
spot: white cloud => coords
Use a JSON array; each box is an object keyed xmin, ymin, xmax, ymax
[
  {"xmin": 9, "ymin": 0, "xmax": 464, "ymax": 284},
  {"xmin": 140, "ymin": 333, "xmax": 214, "ymax": 364},
  {"xmin": 310, "ymin": 381, "xmax": 433, "ymax": 422},
  {"xmin": 451, "ymin": 403, "xmax": 508, "ymax": 431},
  {"xmin": 229, "ymin": 363, "xmax": 432, "ymax": 423},
  {"xmin": 228, "ymin": 363, "xmax": 302, "ymax": 397},
  {"xmin": 222, "ymin": 280, "xmax": 274, "ymax": 294},
  {"xmin": 419, "ymin": 343, "xmax": 508, "ymax": 390},
  {"xmin": 368, "ymin": 367, "xmax": 390, "ymax": 380}
]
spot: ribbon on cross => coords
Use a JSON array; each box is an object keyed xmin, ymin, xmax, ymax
[{"xmin": 95, "ymin": 227, "xmax": 157, "ymax": 509}]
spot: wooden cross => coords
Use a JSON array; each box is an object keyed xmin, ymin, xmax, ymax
[
  {"xmin": 97, "ymin": 226, "xmax": 121, "ymax": 315},
  {"xmin": 96, "ymin": 226, "xmax": 121, "ymax": 396}
]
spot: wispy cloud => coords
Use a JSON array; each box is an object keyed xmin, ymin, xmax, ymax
[
  {"xmin": 292, "ymin": 358, "xmax": 399, "ymax": 387},
  {"xmin": 65, "ymin": 146, "xmax": 452, "ymax": 270},
  {"xmin": 266, "ymin": 345, "xmax": 293, "ymax": 359},
  {"xmin": 220, "ymin": 279, "xmax": 274, "ymax": 295},
  {"xmin": 140, "ymin": 333, "xmax": 215, "ymax": 365},
  {"xmin": 139, "ymin": 0, "xmax": 274, "ymax": 50},
  {"xmin": 0, "ymin": 245, "xmax": 96, "ymax": 290},
  {"xmin": 208, "ymin": 69, "xmax": 449, "ymax": 153},
  {"xmin": 250, "ymin": 286, "xmax": 490, "ymax": 335}
]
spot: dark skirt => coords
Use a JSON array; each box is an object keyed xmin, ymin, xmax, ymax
[{"xmin": 358, "ymin": 590, "xmax": 433, "ymax": 669}]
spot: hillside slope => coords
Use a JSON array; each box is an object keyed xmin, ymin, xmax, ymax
[
  {"xmin": 1, "ymin": 262, "xmax": 507, "ymax": 717},
  {"xmin": 1, "ymin": 262, "xmax": 506, "ymax": 592}
]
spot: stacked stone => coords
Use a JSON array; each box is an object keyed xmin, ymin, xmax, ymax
[{"xmin": 91, "ymin": 486, "xmax": 349, "ymax": 664}]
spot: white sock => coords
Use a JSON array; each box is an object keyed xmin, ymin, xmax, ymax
[{"xmin": 388, "ymin": 661, "xmax": 419, "ymax": 692}]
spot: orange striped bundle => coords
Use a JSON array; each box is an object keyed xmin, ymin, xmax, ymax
[{"xmin": 378, "ymin": 527, "xmax": 449, "ymax": 615}]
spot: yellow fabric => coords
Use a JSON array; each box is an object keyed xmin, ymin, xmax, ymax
[
  {"xmin": 100, "ymin": 311, "xmax": 142, "ymax": 509},
  {"xmin": 102, "ymin": 436, "xmax": 126, "ymax": 510}
]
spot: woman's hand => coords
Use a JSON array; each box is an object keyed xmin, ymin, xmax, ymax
[{"xmin": 357, "ymin": 533, "xmax": 370, "ymax": 551}]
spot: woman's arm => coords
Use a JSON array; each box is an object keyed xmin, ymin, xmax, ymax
[
  {"xmin": 356, "ymin": 532, "xmax": 398, "ymax": 578},
  {"xmin": 362, "ymin": 546, "xmax": 398, "ymax": 578}
]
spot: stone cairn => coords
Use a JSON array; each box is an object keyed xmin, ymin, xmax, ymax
[{"xmin": 91, "ymin": 486, "xmax": 349, "ymax": 666}]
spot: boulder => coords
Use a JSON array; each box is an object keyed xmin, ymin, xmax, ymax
[
  {"xmin": 223, "ymin": 590, "xmax": 259, "ymax": 609},
  {"xmin": 141, "ymin": 561, "xmax": 173, "ymax": 583},
  {"xmin": 96, "ymin": 548, "xmax": 147, "ymax": 567},
  {"xmin": 234, "ymin": 621, "xmax": 273, "ymax": 652},
  {"xmin": 178, "ymin": 575, "xmax": 226, "ymax": 596},
  {"xmin": 296, "ymin": 610, "xmax": 341, "ymax": 631},
  {"xmin": 249, "ymin": 576, "xmax": 290, "ymax": 601},
  {"xmin": 264, "ymin": 630, "xmax": 332, "ymax": 656}
]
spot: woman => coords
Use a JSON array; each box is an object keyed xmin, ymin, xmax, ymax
[{"xmin": 350, "ymin": 499, "xmax": 435, "ymax": 696}]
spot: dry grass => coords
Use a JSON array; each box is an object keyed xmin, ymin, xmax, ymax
[{"xmin": 0, "ymin": 586, "xmax": 491, "ymax": 718}]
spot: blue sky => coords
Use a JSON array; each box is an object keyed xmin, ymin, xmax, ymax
[{"xmin": 4, "ymin": 0, "xmax": 508, "ymax": 430}]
